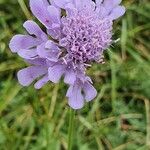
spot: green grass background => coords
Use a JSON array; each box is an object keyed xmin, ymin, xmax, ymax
[{"xmin": 0, "ymin": 0, "xmax": 150, "ymax": 149}]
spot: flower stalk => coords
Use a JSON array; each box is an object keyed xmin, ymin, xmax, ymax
[{"xmin": 68, "ymin": 108, "xmax": 75, "ymax": 150}]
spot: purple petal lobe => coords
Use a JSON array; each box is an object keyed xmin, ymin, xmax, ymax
[
  {"xmin": 37, "ymin": 42, "xmax": 60, "ymax": 61},
  {"xmin": 34, "ymin": 75, "xmax": 49, "ymax": 89},
  {"xmin": 17, "ymin": 66, "xmax": 47, "ymax": 86},
  {"xmin": 30, "ymin": 0, "xmax": 52, "ymax": 28},
  {"xmin": 103, "ymin": 0, "xmax": 122, "ymax": 12},
  {"xmin": 37, "ymin": 43, "xmax": 48, "ymax": 58},
  {"xmin": 73, "ymin": 0, "xmax": 81, "ymax": 9},
  {"xmin": 47, "ymin": 28, "xmax": 60, "ymax": 39},
  {"xmin": 96, "ymin": 6, "xmax": 108, "ymax": 19},
  {"xmin": 66, "ymin": 86, "xmax": 73, "ymax": 97},
  {"xmin": 96, "ymin": 0, "xmax": 103, "ymax": 6},
  {"xmin": 104, "ymin": 0, "xmax": 122, "ymax": 6},
  {"xmin": 48, "ymin": 65, "xmax": 65, "ymax": 83},
  {"xmin": 45, "ymin": 40, "xmax": 59, "ymax": 50},
  {"xmin": 23, "ymin": 20, "xmax": 47, "ymax": 40},
  {"xmin": 25, "ymin": 58, "xmax": 47, "ymax": 66},
  {"xmin": 109, "ymin": 6, "xmax": 125, "ymax": 20},
  {"xmin": 47, "ymin": 6, "xmax": 60, "ymax": 24},
  {"xmin": 67, "ymin": 84, "xmax": 84, "ymax": 109},
  {"xmin": 65, "ymin": 3, "xmax": 77, "ymax": 17},
  {"xmin": 9, "ymin": 35, "xmax": 38, "ymax": 53},
  {"xmin": 83, "ymin": 82, "xmax": 97, "ymax": 102},
  {"xmin": 42, "ymin": 0, "xmax": 50, "ymax": 6},
  {"xmin": 73, "ymin": 0, "xmax": 95, "ymax": 11},
  {"xmin": 18, "ymin": 48, "xmax": 37, "ymax": 59},
  {"xmin": 52, "ymin": 0, "xmax": 71, "ymax": 8},
  {"xmin": 64, "ymin": 69, "xmax": 76, "ymax": 85}
]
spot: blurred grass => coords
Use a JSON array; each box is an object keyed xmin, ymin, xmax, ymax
[{"xmin": 0, "ymin": 0, "xmax": 150, "ymax": 149}]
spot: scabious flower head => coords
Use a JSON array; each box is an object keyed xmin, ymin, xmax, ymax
[
  {"xmin": 60, "ymin": 5, "xmax": 113, "ymax": 64},
  {"xmin": 9, "ymin": 0, "xmax": 125, "ymax": 109}
]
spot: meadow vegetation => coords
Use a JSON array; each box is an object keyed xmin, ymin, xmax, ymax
[{"xmin": 0, "ymin": 0, "xmax": 150, "ymax": 149}]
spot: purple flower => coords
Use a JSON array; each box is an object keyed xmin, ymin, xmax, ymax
[
  {"xmin": 66, "ymin": 76, "xmax": 97, "ymax": 109},
  {"xmin": 9, "ymin": 0, "xmax": 125, "ymax": 109}
]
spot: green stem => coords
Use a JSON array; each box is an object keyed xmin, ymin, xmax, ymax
[{"xmin": 68, "ymin": 108, "xmax": 75, "ymax": 150}]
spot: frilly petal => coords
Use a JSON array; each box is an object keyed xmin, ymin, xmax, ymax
[
  {"xmin": 30, "ymin": 0, "xmax": 52, "ymax": 28},
  {"xmin": 48, "ymin": 64, "xmax": 65, "ymax": 83},
  {"xmin": 83, "ymin": 82, "xmax": 97, "ymax": 102},
  {"xmin": 67, "ymin": 84, "xmax": 84, "ymax": 109},
  {"xmin": 52, "ymin": 0, "xmax": 72, "ymax": 9},
  {"xmin": 9, "ymin": 35, "xmax": 39, "ymax": 53},
  {"xmin": 37, "ymin": 41, "xmax": 60, "ymax": 61},
  {"xmin": 34, "ymin": 74, "xmax": 49, "ymax": 89},
  {"xmin": 95, "ymin": 0, "xmax": 103, "ymax": 6},
  {"xmin": 17, "ymin": 66, "xmax": 47, "ymax": 86},
  {"xmin": 25, "ymin": 58, "xmax": 47, "ymax": 66},
  {"xmin": 103, "ymin": 0, "xmax": 122, "ymax": 12},
  {"xmin": 47, "ymin": 28, "xmax": 61, "ymax": 39},
  {"xmin": 96, "ymin": 0, "xmax": 125, "ymax": 19},
  {"xmin": 47, "ymin": 6, "xmax": 61, "ymax": 24},
  {"xmin": 18, "ymin": 48, "xmax": 38, "ymax": 59},
  {"xmin": 108, "ymin": 6, "xmax": 126, "ymax": 20},
  {"xmin": 23, "ymin": 20, "xmax": 47, "ymax": 40},
  {"xmin": 73, "ymin": 0, "xmax": 95, "ymax": 11},
  {"xmin": 64, "ymin": 69, "xmax": 76, "ymax": 85}
]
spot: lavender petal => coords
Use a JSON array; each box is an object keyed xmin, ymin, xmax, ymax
[
  {"xmin": 108, "ymin": 6, "xmax": 126, "ymax": 20},
  {"xmin": 67, "ymin": 84, "xmax": 84, "ymax": 109},
  {"xmin": 18, "ymin": 48, "xmax": 37, "ymax": 59},
  {"xmin": 34, "ymin": 74, "xmax": 49, "ymax": 89},
  {"xmin": 9, "ymin": 35, "xmax": 39, "ymax": 53},
  {"xmin": 83, "ymin": 82, "xmax": 97, "ymax": 102},
  {"xmin": 30, "ymin": 0, "xmax": 52, "ymax": 28},
  {"xmin": 48, "ymin": 64, "xmax": 65, "ymax": 83},
  {"xmin": 17, "ymin": 66, "xmax": 47, "ymax": 86},
  {"xmin": 23, "ymin": 20, "xmax": 47, "ymax": 40},
  {"xmin": 64, "ymin": 69, "xmax": 76, "ymax": 85}
]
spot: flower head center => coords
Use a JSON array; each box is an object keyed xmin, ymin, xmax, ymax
[{"xmin": 60, "ymin": 10, "xmax": 113, "ymax": 63}]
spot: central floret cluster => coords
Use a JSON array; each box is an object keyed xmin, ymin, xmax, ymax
[
  {"xmin": 61, "ymin": 10, "xmax": 113, "ymax": 64},
  {"xmin": 9, "ymin": 0, "xmax": 125, "ymax": 109}
]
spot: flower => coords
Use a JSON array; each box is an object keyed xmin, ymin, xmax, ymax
[{"xmin": 9, "ymin": 0, "xmax": 125, "ymax": 109}]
